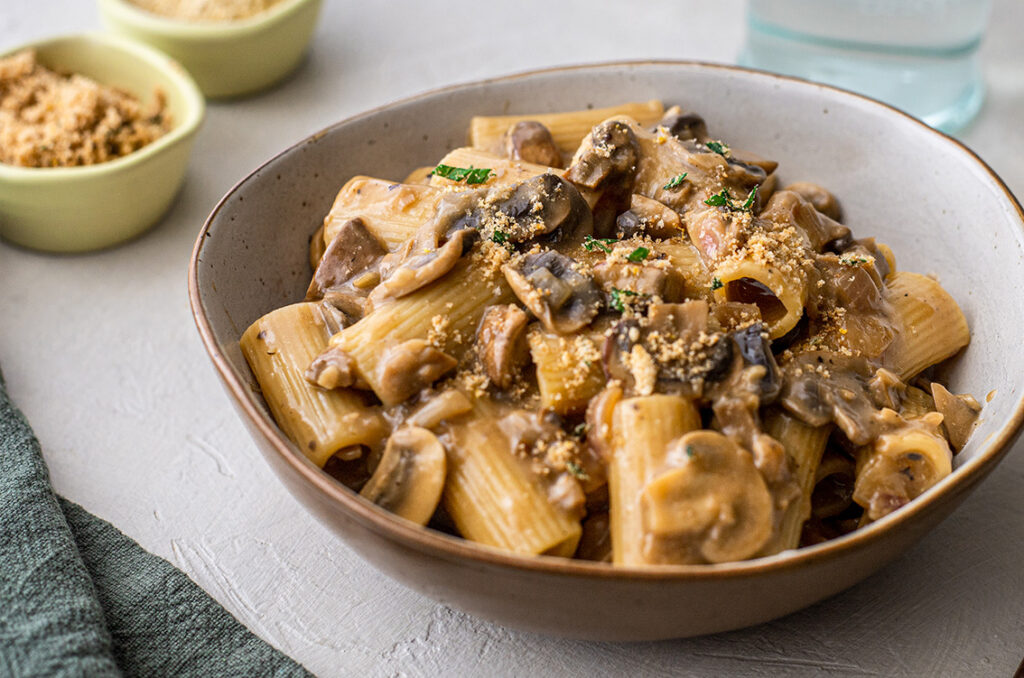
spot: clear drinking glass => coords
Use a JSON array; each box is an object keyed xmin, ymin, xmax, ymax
[{"xmin": 739, "ymin": 0, "xmax": 993, "ymax": 133}]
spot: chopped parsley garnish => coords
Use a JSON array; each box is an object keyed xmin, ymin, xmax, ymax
[
  {"xmin": 432, "ymin": 164, "xmax": 493, "ymax": 185},
  {"xmin": 703, "ymin": 186, "xmax": 758, "ymax": 213},
  {"xmin": 491, "ymin": 230, "xmax": 509, "ymax": 244},
  {"xmin": 609, "ymin": 287, "xmax": 638, "ymax": 312},
  {"xmin": 583, "ymin": 235, "xmax": 616, "ymax": 253},
  {"xmin": 840, "ymin": 256, "xmax": 869, "ymax": 266},
  {"xmin": 710, "ymin": 277, "xmax": 723, "ymax": 291},
  {"xmin": 627, "ymin": 246, "xmax": 649, "ymax": 262},
  {"xmin": 740, "ymin": 184, "xmax": 759, "ymax": 211},
  {"xmin": 663, "ymin": 172, "xmax": 688, "ymax": 190},
  {"xmin": 573, "ymin": 422, "xmax": 587, "ymax": 437},
  {"xmin": 566, "ymin": 461, "xmax": 590, "ymax": 481},
  {"xmin": 706, "ymin": 140, "xmax": 730, "ymax": 157},
  {"xmin": 685, "ymin": 444, "xmax": 696, "ymax": 458}
]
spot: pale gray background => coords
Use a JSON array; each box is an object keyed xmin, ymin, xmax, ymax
[{"xmin": 2, "ymin": 1, "xmax": 1022, "ymax": 676}]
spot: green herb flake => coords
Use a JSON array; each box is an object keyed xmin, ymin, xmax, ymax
[
  {"xmin": 491, "ymin": 230, "xmax": 509, "ymax": 245},
  {"xmin": 583, "ymin": 235, "xmax": 616, "ymax": 253},
  {"xmin": 840, "ymin": 257, "xmax": 869, "ymax": 266},
  {"xmin": 703, "ymin": 189, "xmax": 731, "ymax": 208},
  {"xmin": 627, "ymin": 247, "xmax": 650, "ymax": 262},
  {"xmin": 685, "ymin": 444, "xmax": 696, "ymax": 458},
  {"xmin": 706, "ymin": 140, "xmax": 730, "ymax": 157},
  {"xmin": 740, "ymin": 185, "xmax": 759, "ymax": 212},
  {"xmin": 566, "ymin": 461, "xmax": 590, "ymax": 481},
  {"xmin": 433, "ymin": 163, "xmax": 493, "ymax": 185},
  {"xmin": 572, "ymin": 422, "xmax": 587, "ymax": 437},
  {"xmin": 710, "ymin": 277, "xmax": 723, "ymax": 291},
  {"xmin": 610, "ymin": 287, "xmax": 638, "ymax": 312},
  {"xmin": 703, "ymin": 186, "xmax": 758, "ymax": 213},
  {"xmin": 663, "ymin": 172, "xmax": 688, "ymax": 190}
]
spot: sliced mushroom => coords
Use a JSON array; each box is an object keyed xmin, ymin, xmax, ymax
[
  {"xmin": 504, "ymin": 120, "xmax": 563, "ymax": 168},
  {"xmin": 566, "ymin": 119, "xmax": 640, "ymax": 236},
  {"xmin": 654, "ymin": 111, "xmax": 709, "ymax": 142},
  {"xmin": 783, "ymin": 181, "xmax": 842, "ymax": 221},
  {"xmin": 761, "ymin": 190, "xmax": 850, "ymax": 252},
  {"xmin": 305, "ymin": 346, "xmax": 359, "ymax": 390},
  {"xmin": 503, "ymin": 251, "xmax": 601, "ymax": 334},
  {"xmin": 476, "ymin": 304, "xmax": 530, "ymax": 389},
  {"xmin": 930, "ymin": 383, "xmax": 981, "ymax": 452},
  {"xmin": 852, "ymin": 411, "xmax": 952, "ymax": 521},
  {"xmin": 615, "ymin": 194, "xmax": 682, "ymax": 239},
  {"xmin": 779, "ymin": 351, "xmax": 880, "ymax": 446},
  {"xmin": 483, "ymin": 173, "xmax": 592, "ymax": 244},
  {"xmin": 639, "ymin": 430, "xmax": 773, "ymax": 563},
  {"xmin": 359, "ymin": 426, "xmax": 447, "ymax": 525},
  {"xmin": 585, "ymin": 384, "xmax": 623, "ymax": 464},
  {"xmin": 592, "ymin": 260, "xmax": 685, "ymax": 302},
  {"xmin": 375, "ymin": 339, "xmax": 458, "ymax": 406},
  {"xmin": 369, "ymin": 228, "xmax": 471, "ymax": 305},
  {"xmin": 729, "ymin": 323, "xmax": 781, "ymax": 402},
  {"xmin": 305, "ymin": 217, "xmax": 387, "ymax": 317}
]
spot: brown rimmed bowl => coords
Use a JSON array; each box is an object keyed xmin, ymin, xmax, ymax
[{"xmin": 188, "ymin": 61, "xmax": 1024, "ymax": 640}]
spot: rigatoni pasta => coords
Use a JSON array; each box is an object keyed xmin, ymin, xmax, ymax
[{"xmin": 241, "ymin": 100, "xmax": 980, "ymax": 566}]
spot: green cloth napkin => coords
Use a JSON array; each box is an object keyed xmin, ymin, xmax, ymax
[{"xmin": 0, "ymin": 370, "xmax": 313, "ymax": 678}]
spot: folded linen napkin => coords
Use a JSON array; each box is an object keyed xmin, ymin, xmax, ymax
[{"xmin": 0, "ymin": 370, "xmax": 312, "ymax": 677}]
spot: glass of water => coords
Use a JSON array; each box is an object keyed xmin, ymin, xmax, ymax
[{"xmin": 739, "ymin": 0, "xmax": 993, "ymax": 133}]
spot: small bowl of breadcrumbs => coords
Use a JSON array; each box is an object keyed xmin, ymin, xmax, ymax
[
  {"xmin": 0, "ymin": 33, "xmax": 204, "ymax": 252},
  {"xmin": 98, "ymin": 0, "xmax": 323, "ymax": 98}
]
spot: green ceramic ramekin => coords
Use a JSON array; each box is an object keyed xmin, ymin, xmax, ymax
[
  {"xmin": 98, "ymin": 0, "xmax": 323, "ymax": 99},
  {"xmin": 0, "ymin": 33, "xmax": 205, "ymax": 253}
]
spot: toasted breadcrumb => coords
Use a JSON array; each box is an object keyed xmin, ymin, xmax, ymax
[{"xmin": 0, "ymin": 50, "xmax": 170, "ymax": 168}]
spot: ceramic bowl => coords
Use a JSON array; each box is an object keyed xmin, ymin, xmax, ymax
[
  {"xmin": 0, "ymin": 33, "xmax": 204, "ymax": 253},
  {"xmin": 98, "ymin": 0, "xmax": 322, "ymax": 99},
  {"xmin": 189, "ymin": 62, "xmax": 1024, "ymax": 640}
]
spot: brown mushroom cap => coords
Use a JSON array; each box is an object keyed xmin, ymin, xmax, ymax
[
  {"xmin": 374, "ymin": 339, "xmax": 458, "ymax": 406},
  {"xmin": 783, "ymin": 181, "xmax": 843, "ymax": 222},
  {"xmin": 369, "ymin": 228, "xmax": 471, "ymax": 304},
  {"xmin": 761, "ymin": 190, "xmax": 850, "ymax": 252},
  {"xmin": 504, "ymin": 120, "xmax": 563, "ymax": 168},
  {"xmin": 359, "ymin": 426, "xmax": 447, "ymax": 525},
  {"xmin": 305, "ymin": 217, "xmax": 387, "ymax": 317},
  {"xmin": 640, "ymin": 430, "xmax": 773, "ymax": 563},
  {"xmin": 503, "ymin": 251, "xmax": 601, "ymax": 334},
  {"xmin": 566, "ymin": 119, "xmax": 640, "ymax": 236},
  {"xmin": 654, "ymin": 111, "xmax": 709, "ymax": 142},
  {"xmin": 476, "ymin": 304, "xmax": 530, "ymax": 389}
]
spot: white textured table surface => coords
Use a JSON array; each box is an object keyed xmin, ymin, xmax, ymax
[{"xmin": 3, "ymin": 2, "xmax": 1023, "ymax": 676}]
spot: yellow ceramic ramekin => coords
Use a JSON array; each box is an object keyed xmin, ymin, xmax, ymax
[
  {"xmin": 0, "ymin": 33, "xmax": 205, "ymax": 253},
  {"xmin": 98, "ymin": 0, "xmax": 323, "ymax": 99}
]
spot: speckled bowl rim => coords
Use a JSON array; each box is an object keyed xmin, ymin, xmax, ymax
[
  {"xmin": 0, "ymin": 32, "xmax": 204, "ymax": 181},
  {"xmin": 98, "ymin": 0, "xmax": 316, "ymax": 37},
  {"xmin": 189, "ymin": 60, "xmax": 1024, "ymax": 581}
]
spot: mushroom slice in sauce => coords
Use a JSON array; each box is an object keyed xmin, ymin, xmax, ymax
[
  {"xmin": 359, "ymin": 426, "xmax": 447, "ymax": 525},
  {"xmin": 503, "ymin": 120, "xmax": 563, "ymax": 168},
  {"xmin": 305, "ymin": 217, "xmax": 387, "ymax": 317},
  {"xmin": 305, "ymin": 346, "xmax": 359, "ymax": 390},
  {"xmin": 779, "ymin": 351, "xmax": 881, "ymax": 446},
  {"xmin": 405, "ymin": 390, "xmax": 474, "ymax": 430},
  {"xmin": 639, "ymin": 430, "xmax": 774, "ymax": 563},
  {"xmin": 476, "ymin": 304, "xmax": 530, "ymax": 389},
  {"xmin": 369, "ymin": 228, "xmax": 472, "ymax": 304},
  {"xmin": 653, "ymin": 110, "xmax": 709, "ymax": 142},
  {"xmin": 616, "ymin": 194, "xmax": 682, "ymax": 239},
  {"xmin": 930, "ymin": 383, "xmax": 981, "ymax": 452},
  {"xmin": 503, "ymin": 251, "xmax": 601, "ymax": 334},
  {"xmin": 566, "ymin": 119, "xmax": 640, "ymax": 236},
  {"xmin": 375, "ymin": 339, "xmax": 458, "ymax": 405},
  {"xmin": 592, "ymin": 260, "xmax": 686, "ymax": 303},
  {"xmin": 783, "ymin": 181, "xmax": 842, "ymax": 222},
  {"xmin": 852, "ymin": 410, "xmax": 952, "ymax": 521},
  {"xmin": 481, "ymin": 173, "xmax": 592, "ymax": 244},
  {"xmin": 761, "ymin": 190, "xmax": 850, "ymax": 253}
]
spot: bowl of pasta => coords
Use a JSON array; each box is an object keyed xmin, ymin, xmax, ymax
[{"xmin": 189, "ymin": 62, "xmax": 1024, "ymax": 640}]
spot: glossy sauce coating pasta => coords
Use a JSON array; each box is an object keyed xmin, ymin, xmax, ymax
[{"xmin": 241, "ymin": 101, "xmax": 981, "ymax": 564}]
